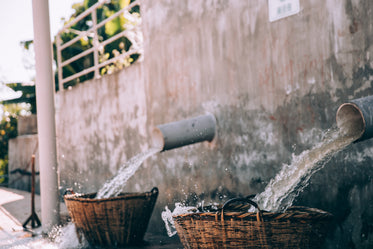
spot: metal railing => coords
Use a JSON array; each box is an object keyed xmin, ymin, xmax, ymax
[{"xmin": 56, "ymin": 0, "xmax": 142, "ymax": 91}]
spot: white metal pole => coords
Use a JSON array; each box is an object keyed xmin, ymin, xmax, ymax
[{"xmin": 32, "ymin": 0, "xmax": 60, "ymax": 232}]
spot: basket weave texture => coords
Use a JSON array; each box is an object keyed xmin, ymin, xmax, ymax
[
  {"xmin": 173, "ymin": 200, "xmax": 333, "ymax": 249},
  {"xmin": 64, "ymin": 187, "xmax": 158, "ymax": 247}
]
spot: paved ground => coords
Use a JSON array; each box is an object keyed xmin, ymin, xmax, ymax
[{"xmin": 0, "ymin": 187, "xmax": 183, "ymax": 249}]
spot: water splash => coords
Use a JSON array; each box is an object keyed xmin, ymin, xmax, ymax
[
  {"xmin": 48, "ymin": 223, "xmax": 88, "ymax": 249},
  {"xmin": 0, "ymin": 223, "xmax": 86, "ymax": 249},
  {"xmin": 162, "ymin": 126, "xmax": 360, "ymax": 237},
  {"xmin": 161, "ymin": 202, "xmax": 198, "ymax": 237},
  {"xmin": 96, "ymin": 147, "xmax": 161, "ymax": 199},
  {"xmin": 254, "ymin": 126, "xmax": 361, "ymax": 212},
  {"xmin": 162, "ymin": 109, "xmax": 363, "ymax": 238}
]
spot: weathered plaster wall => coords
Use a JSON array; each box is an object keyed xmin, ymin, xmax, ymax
[
  {"xmin": 56, "ymin": 0, "xmax": 373, "ymax": 247},
  {"xmin": 8, "ymin": 115, "xmax": 39, "ymax": 193},
  {"xmin": 56, "ymin": 65, "xmax": 148, "ymax": 190},
  {"xmin": 8, "ymin": 135, "xmax": 39, "ymax": 194}
]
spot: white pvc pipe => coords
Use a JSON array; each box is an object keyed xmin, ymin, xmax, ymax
[
  {"xmin": 152, "ymin": 114, "xmax": 217, "ymax": 151},
  {"xmin": 32, "ymin": 0, "xmax": 60, "ymax": 232}
]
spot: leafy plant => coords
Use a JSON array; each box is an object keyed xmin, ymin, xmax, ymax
[
  {"xmin": 21, "ymin": 0, "xmax": 141, "ymax": 91},
  {"xmin": 1, "ymin": 83, "xmax": 36, "ymax": 114},
  {"xmin": 0, "ymin": 113, "xmax": 18, "ymax": 185},
  {"xmin": 56, "ymin": 0, "xmax": 141, "ymax": 90},
  {"xmin": 0, "ymin": 83, "xmax": 34, "ymax": 184}
]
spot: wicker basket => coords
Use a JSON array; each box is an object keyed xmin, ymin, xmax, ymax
[
  {"xmin": 64, "ymin": 187, "xmax": 158, "ymax": 247},
  {"xmin": 173, "ymin": 198, "xmax": 333, "ymax": 249}
]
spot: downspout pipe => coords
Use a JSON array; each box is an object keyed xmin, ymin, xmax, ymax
[
  {"xmin": 152, "ymin": 113, "xmax": 217, "ymax": 151},
  {"xmin": 32, "ymin": 0, "xmax": 60, "ymax": 232},
  {"xmin": 336, "ymin": 95, "xmax": 373, "ymax": 142}
]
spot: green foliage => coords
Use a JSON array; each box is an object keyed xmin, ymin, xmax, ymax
[
  {"xmin": 21, "ymin": 40, "xmax": 34, "ymax": 50},
  {"xmin": 0, "ymin": 158, "xmax": 8, "ymax": 184},
  {"xmin": 0, "ymin": 114, "xmax": 17, "ymax": 184},
  {"xmin": 1, "ymin": 83, "xmax": 36, "ymax": 114},
  {"xmin": 21, "ymin": 0, "xmax": 141, "ymax": 91},
  {"xmin": 56, "ymin": 0, "xmax": 140, "ymax": 90},
  {"xmin": 0, "ymin": 115, "xmax": 17, "ymax": 159},
  {"xmin": 0, "ymin": 83, "xmax": 32, "ymax": 184}
]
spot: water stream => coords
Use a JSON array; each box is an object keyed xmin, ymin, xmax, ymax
[
  {"xmin": 96, "ymin": 147, "xmax": 162, "ymax": 199},
  {"xmin": 253, "ymin": 110, "xmax": 363, "ymax": 212},
  {"xmin": 163, "ymin": 114, "xmax": 362, "ymax": 235},
  {"xmin": 254, "ymin": 126, "xmax": 360, "ymax": 212},
  {"xmin": 1, "ymin": 148, "xmax": 162, "ymax": 248},
  {"xmin": 8, "ymin": 111, "xmax": 361, "ymax": 246}
]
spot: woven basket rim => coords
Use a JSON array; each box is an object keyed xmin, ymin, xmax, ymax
[
  {"xmin": 64, "ymin": 189, "xmax": 157, "ymax": 203},
  {"xmin": 173, "ymin": 205, "xmax": 333, "ymax": 249},
  {"xmin": 173, "ymin": 206, "xmax": 333, "ymax": 222}
]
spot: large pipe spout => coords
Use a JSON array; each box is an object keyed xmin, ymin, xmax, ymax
[
  {"xmin": 336, "ymin": 95, "xmax": 373, "ymax": 142},
  {"xmin": 152, "ymin": 113, "xmax": 217, "ymax": 151}
]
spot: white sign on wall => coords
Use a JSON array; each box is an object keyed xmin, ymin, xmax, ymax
[{"xmin": 268, "ymin": 0, "xmax": 300, "ymax": 22}]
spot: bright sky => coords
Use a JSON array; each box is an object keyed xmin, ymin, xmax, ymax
[{"xmin": 0, "ymin": 0, "xmax": 82, "ymax": 83}]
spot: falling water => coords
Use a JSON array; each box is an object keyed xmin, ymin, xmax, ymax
[
  {"xmin": 96, "ymin": 147, "xmax": 162, "ymax": 199},
  {"xmin": 163, "ymin": 109, "xmax": 363, "ymax": 238},
  {"xmin": 253, "ymin": 127, "xmax": 358, "ymax": 212},
  {"xmin": 8, "ymin": 147, "xmax": 162, "ymax": 247},
  {"xmin": 254, "ymin": 112, "xmax": 363, "ymax": 212},
  {"xmin": 162, "ymin": 203, "xmax": 197, "ymax": 237},
  {"xmin": 49, "ymin": 223, "xmax": 88, "ymax": 249}
]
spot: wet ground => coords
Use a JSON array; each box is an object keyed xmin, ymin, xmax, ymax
[{"xmin": 0, "ymin": 187, "xmax": 183, "ymax": 249}]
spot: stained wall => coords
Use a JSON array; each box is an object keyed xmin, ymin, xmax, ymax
[{"xmin": 56, "ymin": 1, "xmax": 373, "ymax": 247}]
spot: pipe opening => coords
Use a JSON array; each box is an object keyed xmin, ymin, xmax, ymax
[
  {"xmin": 336, "ymin": 103, "xmax": 365, "ymax": 139},
  {"xmin": 151, "ymin": 127, "xmax": 166, "ymax": 151}
]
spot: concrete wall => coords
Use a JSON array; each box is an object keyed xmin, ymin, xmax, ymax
[
  {"xmin": 56, "ymin": 0, "xmax": 373, "ymax": 247},
  {"xmin": 8, "ymin": 115, "xmax": 39, "ymax": 193},
  {"xmin": 17, "ymin": 115, "xmax": 38, "ymax": 136}
]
